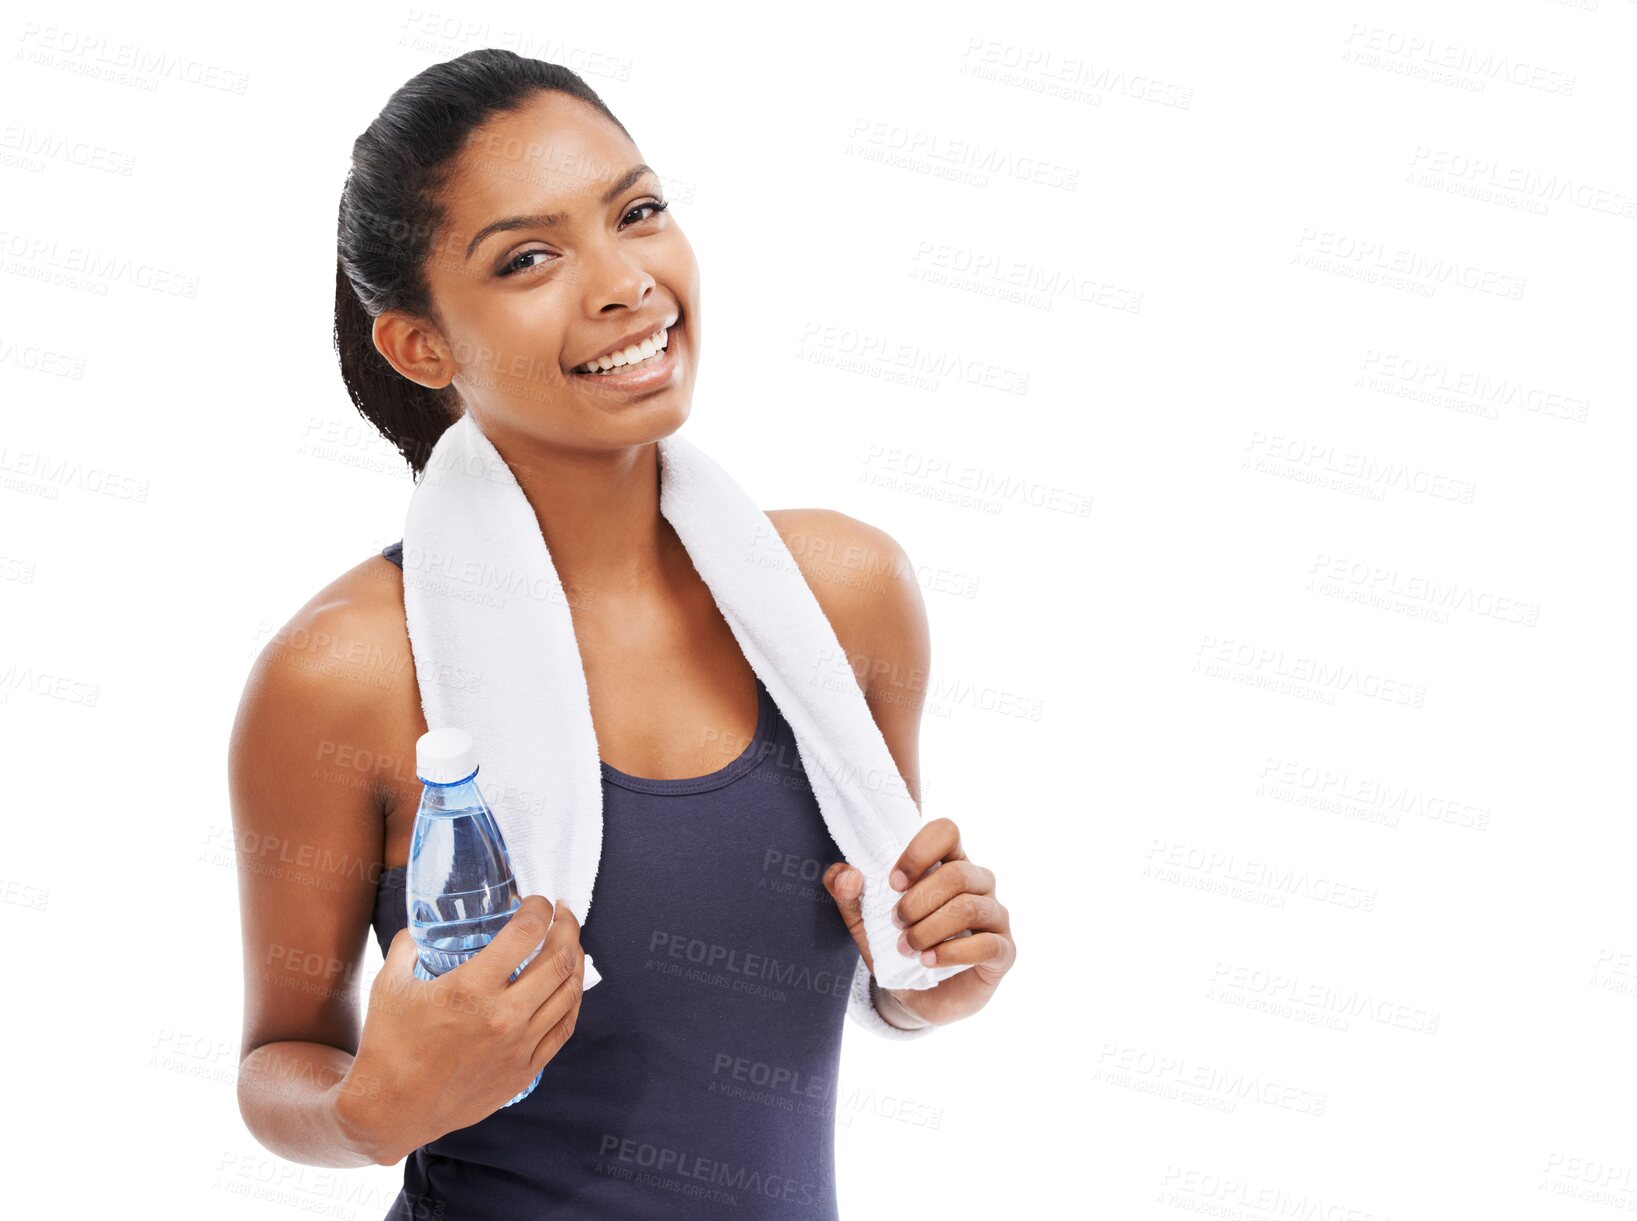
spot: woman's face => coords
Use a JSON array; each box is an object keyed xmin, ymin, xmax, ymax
[{"xmin": 393, "ymin": 90, "xmax": 700, "ymax": 455}]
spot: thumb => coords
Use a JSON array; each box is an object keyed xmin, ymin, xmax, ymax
[
  {"xmin": 822, "ymin": 862, "xmax": 874, "ymax": 974},
  {"xmin": 384, "ymin": 927, "xmax": 422, "ymax": 980}
]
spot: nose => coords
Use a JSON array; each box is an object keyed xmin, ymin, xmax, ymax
[{"xmin": 577, "ymin": 237, "xmax": 656, "ymax": 317}]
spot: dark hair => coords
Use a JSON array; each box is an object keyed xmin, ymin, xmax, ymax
[{"xmin": 334, "ymin": 49, "xmax": 630, "ymax": 480}]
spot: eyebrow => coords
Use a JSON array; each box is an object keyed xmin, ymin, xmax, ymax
[{"xmin": 463, "ymin": 164, "xmax": 657, "ymax": 263}]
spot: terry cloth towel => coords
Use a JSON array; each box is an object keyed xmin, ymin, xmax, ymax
[{"xmin": 398, "ymin": 412, "xmax": 972, "ymax": 1039}]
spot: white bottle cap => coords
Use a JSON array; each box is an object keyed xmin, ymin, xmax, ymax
[{"xmin": 416, "ymin": 727, "xmax": 478, "ymax": 784}]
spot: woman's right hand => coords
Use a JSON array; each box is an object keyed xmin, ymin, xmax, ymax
[{"xmin": 340, "ymin": 895, "xmax": 585, "ymax": 1164}]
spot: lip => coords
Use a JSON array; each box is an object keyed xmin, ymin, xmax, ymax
[
  {"xmin": 567, "ymin": 316, "xmax": 683, "ymax": 396},
  {"xmin": 570, "ymin": 314, "xmax": 679, "ymax": 372}
]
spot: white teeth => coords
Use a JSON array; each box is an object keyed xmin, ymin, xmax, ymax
[{"xmin": 576, "ymin": 326, "xmax": 671, "ymax": 375}]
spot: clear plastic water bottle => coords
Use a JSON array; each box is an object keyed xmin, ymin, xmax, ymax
[{"xmin": 410, "ymin": 727, "xmax": 546, "ymax": 1108}]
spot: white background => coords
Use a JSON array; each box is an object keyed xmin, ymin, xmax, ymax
[{"xmin": 3, "ymin": 1, "xmax": 1635, "ymax": 1216}]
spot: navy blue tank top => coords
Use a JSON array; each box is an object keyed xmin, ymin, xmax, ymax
[{"xmin": 372, "ymin": 540, "xmax": 858, "ymax": 1219}]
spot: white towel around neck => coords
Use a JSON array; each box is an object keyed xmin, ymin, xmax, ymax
[{"xmin": 397, "ymin": 411, "xmax": 972, "ymax": 1011}]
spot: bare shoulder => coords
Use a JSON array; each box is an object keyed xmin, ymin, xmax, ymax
[
  {"xmin": 763, "ymin": 506, "xmax": 912, "ymax": 606},
  {"xmin": 243, "ymin": 553, "xmax": 412, "ymax": 706},
  {"xmin": 231, "ymin": 552, "xmax": 419, "ymax": 808},
  {"xmin": 762, "ymin": 506, "xmax": 929, "ymax": 679},
  {"xmin": 763, "ymin": 507, "xmax": 931, "ymax": 805}
]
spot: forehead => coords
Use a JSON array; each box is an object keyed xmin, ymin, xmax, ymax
[{"xmin": 443, "ymin": 91, "xmax": 638, "ymax": 232}]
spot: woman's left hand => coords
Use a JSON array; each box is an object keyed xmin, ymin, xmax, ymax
[{"xmin": 823, "ymin": 817, "xmax": 1015, "ymax": 1028}]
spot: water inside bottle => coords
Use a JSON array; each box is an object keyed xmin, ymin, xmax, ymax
[
  {"xmin": 407, "ymin": 782, "xmax": 545, "ymax": 1106},
  {"xmin": 411, "ymin": 882, "xmax": 525, "ymax": 976}
]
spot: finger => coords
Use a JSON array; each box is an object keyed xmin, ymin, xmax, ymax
[
  {"xmin": 822, "ymin": 861, "xmax": 864, "ymax": 914},
  {"xmin": 917, "ymin": 930, "xmax": 1013, "ymax": 971},
  {"xmin": 512, "ymin": 899, "xmax": 584, "ymax": 1014},
  {"xmin": 385, "ymin": 926, "xmax": 418, "ymax": 970},
  {"xmin": 529, "ymin": 997, "xmax": 581, "ymax": 1076},
  {"xmin": 822, "ymin": 862, "xmax": 874, "ymax": 973},
  {"xmin": 378, "ymin": 927, "xmax": 421, "ymax": 993},
  {"xmin": 901, "ymin": 893, "xmax": 1007, "ymax": 958},
  {"xmin": 458, "ymin": 894, "xmax": 558, "ymax": 989},
  {"xmin": 525, "ymin": 933, "xmax": 585, "ymax": 1062},
  {"xmin": 892, "ymin": 859, "xmax": 995, "ymax": 929},
  {"xmin": 888, "ymin": 817, "xmax": 964, "ymax": 893}
]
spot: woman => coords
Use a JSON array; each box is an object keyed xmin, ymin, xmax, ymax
[{"xmin": 230, "ymin": 49, "xmax": 1016, "ymax": 1219}]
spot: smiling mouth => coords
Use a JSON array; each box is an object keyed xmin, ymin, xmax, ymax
[{"xmin": 571, "ymin": 320, "xmax": 676, "ymax": 376}]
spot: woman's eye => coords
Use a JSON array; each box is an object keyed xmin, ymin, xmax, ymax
[
  {"xmin": 498, "ymin": 200, "xmax": 668, "ymax": 277},
  {"xmin": 500, "ymin": 249, "xmax": 553, "ymax": 277},
  {"xmin": 622, "ymin": 199, "xmax": 670, "ymax": 227}
]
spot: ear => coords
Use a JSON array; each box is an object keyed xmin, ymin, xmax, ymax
[{"xmin": 372, "ymin": 309, "xmax": 455, "ymax": 390}]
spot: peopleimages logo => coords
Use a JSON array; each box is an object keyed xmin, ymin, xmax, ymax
[
  {"xmin": 1341, "ymin": 24, "xmax": 1577, "ymax": 95},
  {"xmin": 0, "ymin": 444, "xmax": 150, "ymax": 501},
  {"xmin": 647, "ymin": 930, "xmax": 852, "ymax": 998},
  {"xmin": 596, "ymin": 1133, "xmax": 824, "ymax": 1208},
  {"xmin": 17, "ymin": 23, "xmax": 252, "ymax": 93}
]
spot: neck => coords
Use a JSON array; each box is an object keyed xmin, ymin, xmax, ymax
[{"xmin": 494, "ymin": 433, "xmax": 680, "ymax": 599}]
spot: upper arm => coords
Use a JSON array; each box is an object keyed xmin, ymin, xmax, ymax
[
  {"xmin": 228, "ymin": 586, "xmax": 395, "ymax": 1064},
  {"xmin": 766, "ymin": 508, "xmax": 931, "ymax": 810}
]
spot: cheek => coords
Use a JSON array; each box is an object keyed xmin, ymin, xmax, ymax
[
  {"xmin": 660, "ymin": 230, "xmax": 699, "ymax": 290},
  {"xmin": 494, "ymin": 299, "xmax": 572, "ymax": 368},
  {"xmin": 671, "ymin": 246, "xmax": 701, "ymax": 344}
]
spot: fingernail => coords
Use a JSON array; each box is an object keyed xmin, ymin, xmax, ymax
[
  {"xmin": 897, "ymin": 931, "xmax": 915, "ymax": 957},
  {"xmin": 889, "ymin": 869, "xmax": 908, "ymax": 892},
  {"xmin": 920, "ymin": 949, "xmax": 938, "ymax": 966},
  {"xmin": 890, "ymin": 906, "xmax": 906, "ymax": 929}
]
